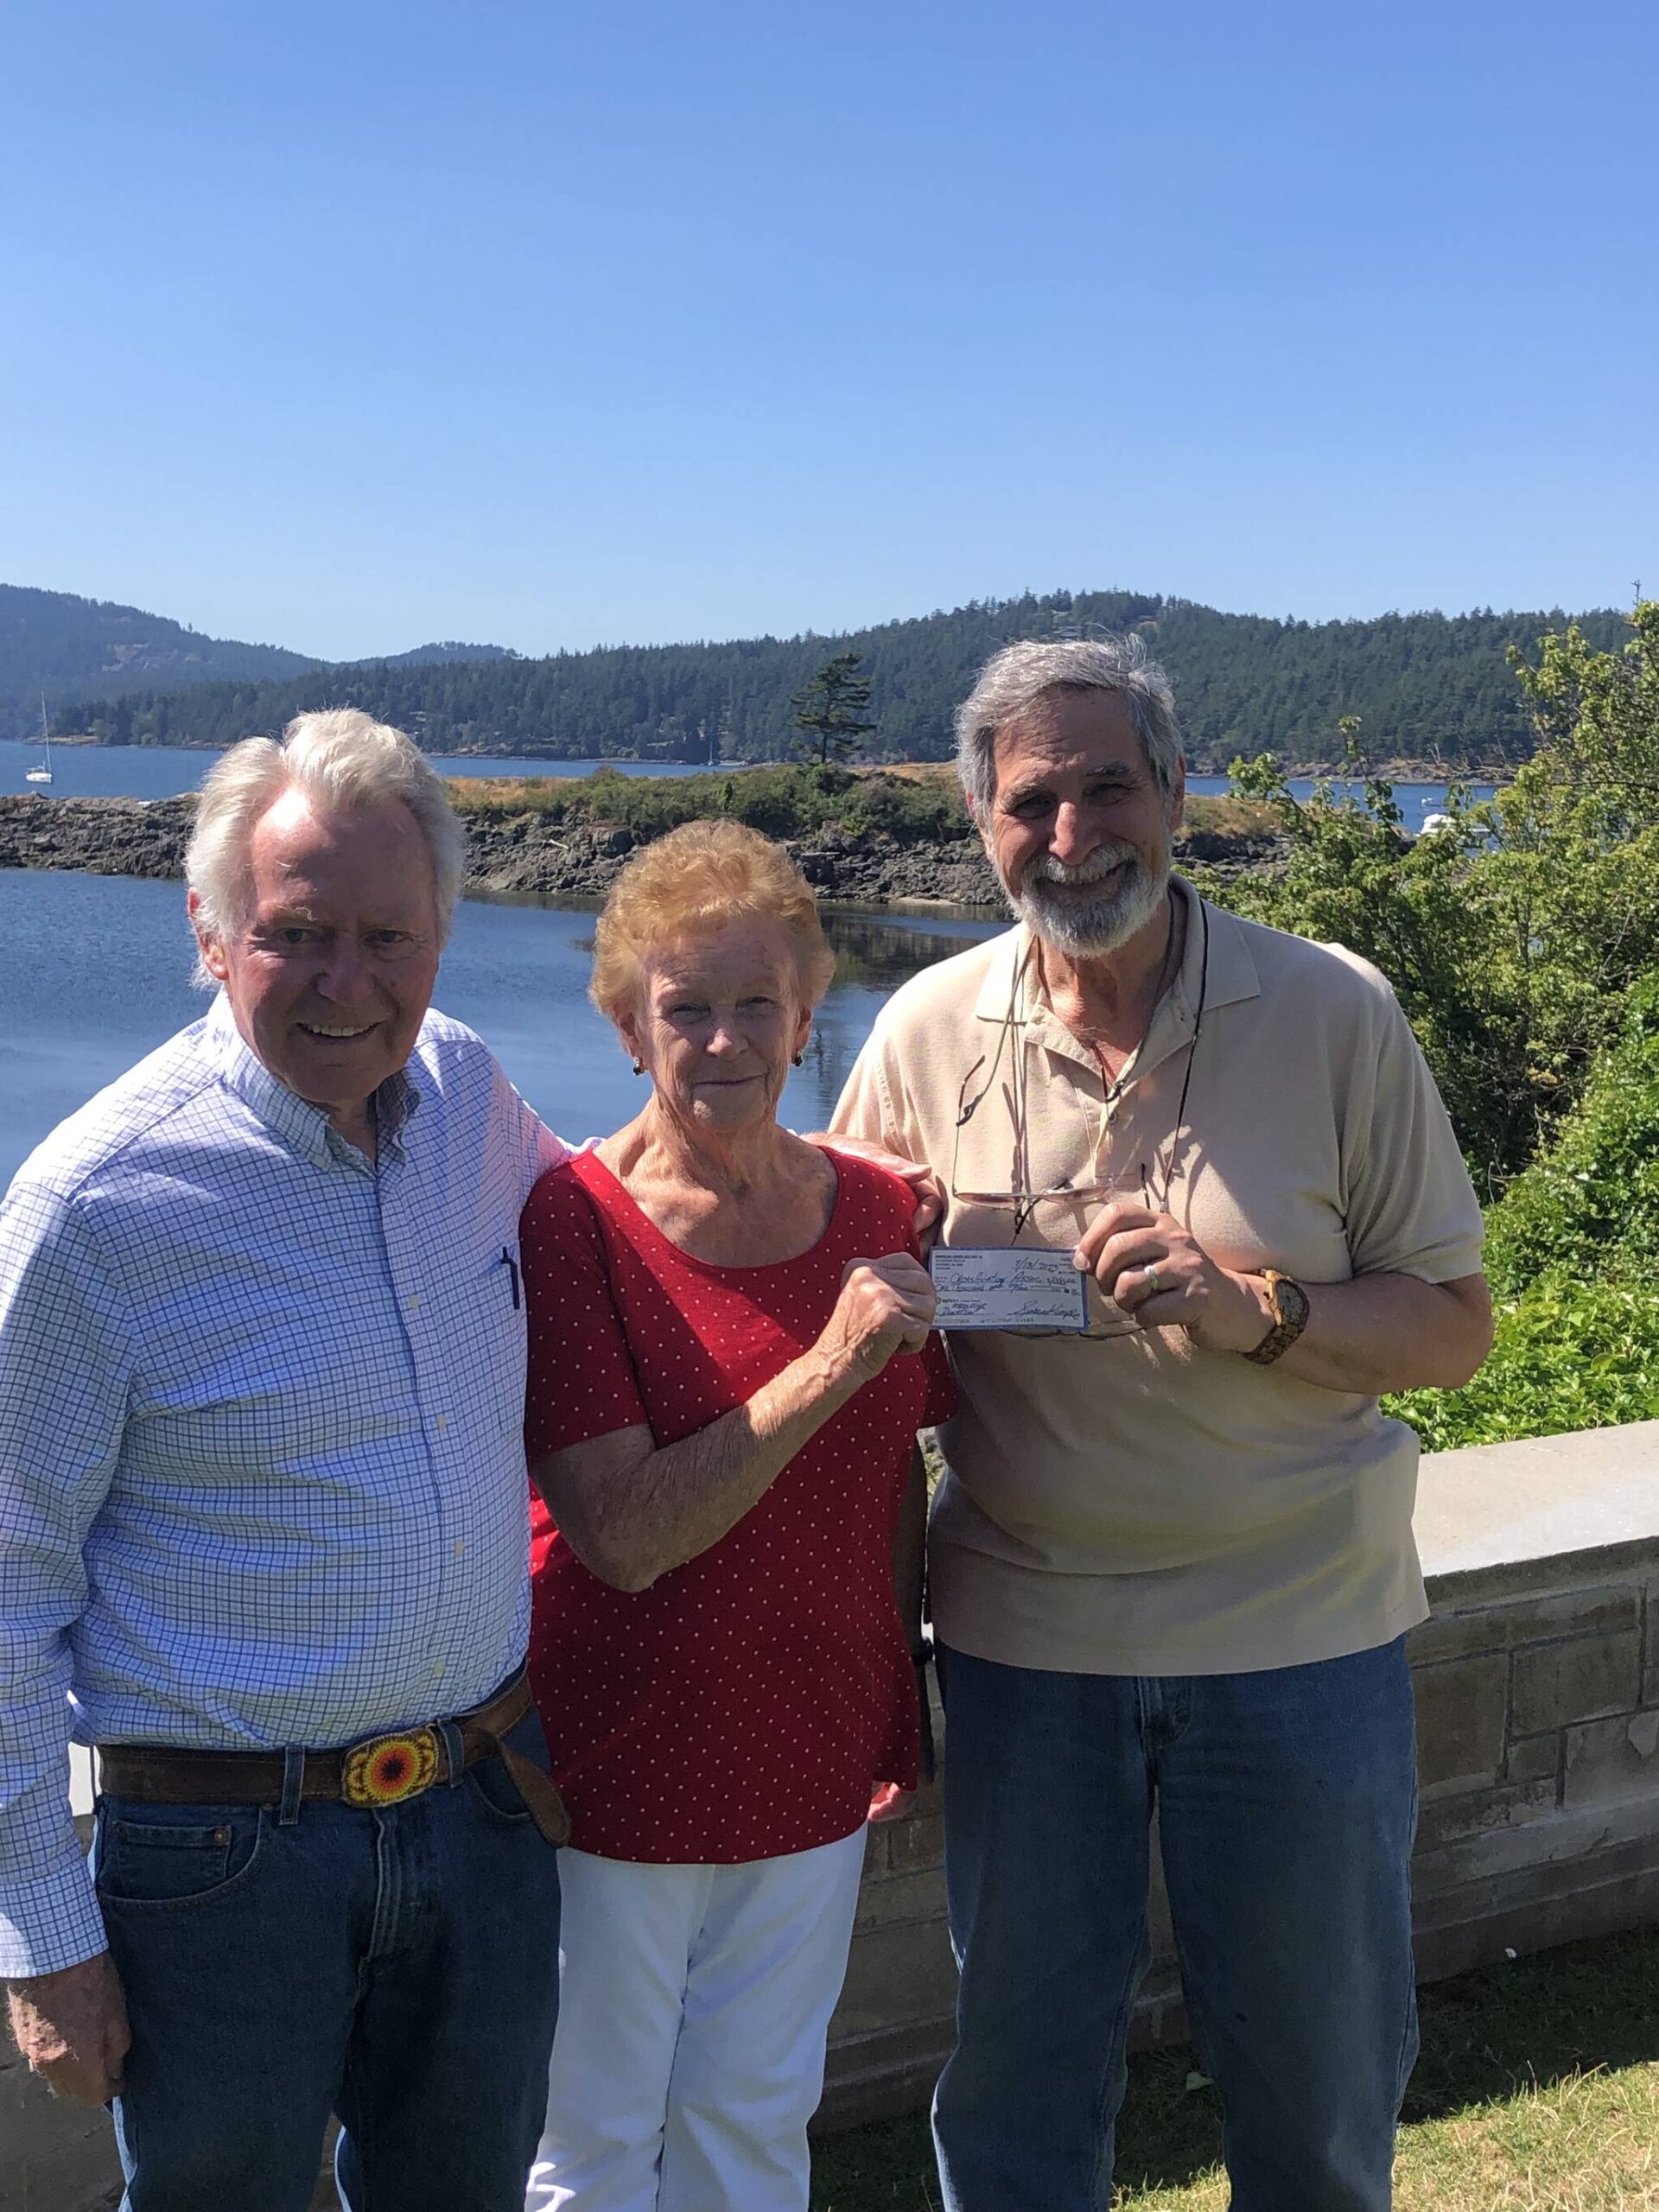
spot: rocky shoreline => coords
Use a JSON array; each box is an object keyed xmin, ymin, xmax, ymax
[
  {"xmin": 0, "ymin": 793, "xmax": 1286, "ymax": 908},
  {"xmin": 0, "ymin": 795, "xmax": 199, "ymax": 883}
]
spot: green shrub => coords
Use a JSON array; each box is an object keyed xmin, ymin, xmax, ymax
[
  {"xmin": 1383, "ymin": 980, "xmax": 1659, "ymax": 1449},
  {"xmin": 1386, "ymin": 1278, "xmax": 1659, "ymax": 1452},
  {"xmin": 1205, "ymin": 611, "xmax": 1659, "ymax": 1196},
  {"xmin": 1479, "ymin": 981, "xmax": 1659, "ymax": 1299},
  {"xmin": 839, "ymin": 773, "xmax": 971, "ymax": 844}
]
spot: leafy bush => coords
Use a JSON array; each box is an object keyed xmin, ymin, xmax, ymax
[
  {"xmin": 1192, "ymin": 613, "xmax": 1659, "ymax": 1449},
  {"xmin": 1204, "ymin": 607, "xmax": 1659, "ymax": 1195},
  {"xmin": 1386, "ymin": 1279, "xmax": 1659, "ymax": 1452},
  {"xmin": 1479, "ymin": 982, "xmax": 1659, "ymax": 1298},
  {"xmin": 839, "ymin": 772, "xmax": 970, "ymax": 844},
  {"xmin": 1384, "ymin": 981, "xmax": 1659, "ymax": 1449}
]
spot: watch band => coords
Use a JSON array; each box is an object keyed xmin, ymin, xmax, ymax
[{"xmin": 1243, "ymin": 1268, "xmax": 1310, "ymax": 1366}]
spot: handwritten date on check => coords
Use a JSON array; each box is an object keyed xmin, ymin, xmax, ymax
[{"xmin": 928, "ymin": 1247, "xmax": 1090, "ymax": 1332}]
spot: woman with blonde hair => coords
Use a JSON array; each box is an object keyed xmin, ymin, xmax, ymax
[{"xmin": 520, "ymin": 820, "xmax": 953, "ymax": 2212}]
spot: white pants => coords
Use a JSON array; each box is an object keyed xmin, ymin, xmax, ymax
[{"xmin": 524, "ymin": 1827, "xmax": 868, "ymax": 2212}]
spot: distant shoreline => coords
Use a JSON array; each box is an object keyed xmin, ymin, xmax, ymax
[{"xmin": 34, "ymin": 736, "xmax": 1505, "ymax": 785}]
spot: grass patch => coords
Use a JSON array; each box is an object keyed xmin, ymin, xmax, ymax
[
  {"xmin": 810, "ymin": 1927, "xmax": 1659, "ymax": 2211},
  {"xmin": 446, "ymin": 762, "xmax": 969, "ymax": 843},
  {"xmin": 1180, "ymin": 792, "xmax": 1281, "ymax": 840},
  {"xmin": 446, "ymin": 772, "xmax": 588, "ymax": 809}
]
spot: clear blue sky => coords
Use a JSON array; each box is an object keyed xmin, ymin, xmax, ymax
[{"xmin": 2, "ymin": 1, "xmax": 1654, "ymax": 660}]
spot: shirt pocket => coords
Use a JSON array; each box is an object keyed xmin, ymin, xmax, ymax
[{"xmin": 435, "ymin": 1242, "xmax": 528, "ymax": 1444}]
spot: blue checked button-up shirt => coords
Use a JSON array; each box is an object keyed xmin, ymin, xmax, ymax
[{"xmin": 0, "ymin": 995, "xmax": 569, "ymax": 1975}]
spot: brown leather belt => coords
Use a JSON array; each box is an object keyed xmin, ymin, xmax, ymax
[{"xmin": 98, "ymin": 1671, "xmax": 570, "ymax": 1846}]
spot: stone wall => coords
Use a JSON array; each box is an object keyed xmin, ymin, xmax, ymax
[
  {"xmin": 11, "ymin": 1423, "xmax": 1659, "ymax": 2201},
  {"xmin": 1401, "ymin": 1421, "xmax": 1659, "ymax": 1988}
]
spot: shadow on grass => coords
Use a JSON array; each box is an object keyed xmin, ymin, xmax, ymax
[
  {"xmin": 1402, "ymin": 1924, "xmax": 1659, "ymax": 2124},
  {"xmin": 809, "ymin": 1926, "xmax": 1659, "ymax": 2210}
]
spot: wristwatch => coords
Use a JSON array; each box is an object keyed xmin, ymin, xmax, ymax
[{"xmin": 1243, "ymin": 1269, "xmax": 1310, "ymax": 1366}]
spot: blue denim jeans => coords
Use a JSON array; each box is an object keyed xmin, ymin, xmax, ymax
[
  {"xmin": 92, "ymin": 1701, "xmax": 562, "ymax": 2212},
  {"xmin": 932, "ymin": 1638, "xmax": 1420, "ymax": 2212}
]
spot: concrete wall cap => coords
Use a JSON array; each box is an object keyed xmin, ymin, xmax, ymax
[{"xmin": 1415, "ymin": 1421, "xmax": 1659, "ymax": 1580}]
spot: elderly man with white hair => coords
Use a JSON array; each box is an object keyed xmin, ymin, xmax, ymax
[
  {"xmin": 832, "ymin": 638, "xmax": 1494, "ymax": 2212},
  {"xmin": 0, "ymin": 711, "xmax": 569, "ymax": 2211}
]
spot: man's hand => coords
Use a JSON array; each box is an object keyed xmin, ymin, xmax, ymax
[
  {"xmin": 1071, "ymin": 1199, "xmax": 1271, "ymax": 1353},
  {"xmin": 807, "ymin": 1134, "xmax": 944, "ymax": 1240},
  {"xmin": 1075, "ymin": 1202, "xmax": 1495, "ymax": 1391},
  {"xmin": 6, "ymin": 1950, "xmax": 131, "ymax": 2107}
]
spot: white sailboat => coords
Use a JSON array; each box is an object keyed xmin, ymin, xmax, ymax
[{"xmin": 25, "ymin": 696, "xmax": 53, "ymax": 784}]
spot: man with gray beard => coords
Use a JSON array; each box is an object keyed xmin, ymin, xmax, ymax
[{"xmin": 831, "ymin": 638, "xmax": 1492, "ymax": 2212}]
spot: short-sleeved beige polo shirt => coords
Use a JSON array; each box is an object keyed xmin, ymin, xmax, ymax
[{"xmin": 831, "ymin": 879, "xmax": 1485, "ymax": 1676}]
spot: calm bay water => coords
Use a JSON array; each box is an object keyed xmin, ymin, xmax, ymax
[
  {"xmin": 0, "ymin": 739, "xmax": 1490, "ymax": 817},
  {"xmin": 0, "ymin": 740, "xmax": 721, "ymax": 801},
  {"xmin": 0, "ymin": 870, "xmax": 1000, "ymax": 1190},
  {"xmin": 0, "ymin": 736, "xmax": 1495, "ymax": 1179}
]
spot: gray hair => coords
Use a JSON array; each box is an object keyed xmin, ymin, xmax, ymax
[
  {"xmin": 954, "ymin": 635, "xmax": 1183, "ymax": 811},
  {"xmin": 186, "ymin": 708, "xmax": 467, "ymax": 979}
]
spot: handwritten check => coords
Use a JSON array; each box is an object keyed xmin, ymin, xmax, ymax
[{"xmin": 929, "ymin": 1247, "xmax": 1090, "ymax": 1332}]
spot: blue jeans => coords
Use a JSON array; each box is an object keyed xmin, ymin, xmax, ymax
[
  {"xmin": 932, "ymin": 1638, "xmax": 1420, "ymax": 2212},
  {"xmin": 92, "ymin": 1701, "xmax": 562, "ymax": 2212}
]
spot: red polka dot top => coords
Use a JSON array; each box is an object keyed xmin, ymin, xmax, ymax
[{"xmin": 521, "ymin": 1148, "xmax": 955, "ymax": 1864}]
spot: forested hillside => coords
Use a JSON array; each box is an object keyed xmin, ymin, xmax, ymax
[
  {"xmin": 52, "ymin": 589, "xmax": 1628, "ymax": 770},
  {"xmin": 372, "ymin": 640, "xmax": 518, "ymax": 669},
  {"xmin": 0, "ymin": 584, "xmax": 324, "ymax": 739},
  {"xmin": 0, "ymin": 583, "xmax": 517, "ymax": 742}
]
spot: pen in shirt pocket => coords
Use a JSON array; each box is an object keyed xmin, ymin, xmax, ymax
[{"xmin": 499, "ymin": 1246, "xmax": 521, "ymax": 1310}]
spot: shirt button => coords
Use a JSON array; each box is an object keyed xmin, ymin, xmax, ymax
[
  {"xmin": 435, "ymin": 1414, "xmax": 448, "ymax": 1433},
  {"xmin": 454, "ymin": 1539, "xmax": 465, "ymax": 1559},
  {"xmin": 408, "ymin": 1294, "xmax": 422, "ymax": 1313},
  {"xmin": 432, "ymin": 1659, "xmax": 446, "ymax": 1677}
]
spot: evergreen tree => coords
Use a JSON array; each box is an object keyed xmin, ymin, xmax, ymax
[{"xmin": 790, "ymin": 652, "xmax": 876, "ymax": 766}]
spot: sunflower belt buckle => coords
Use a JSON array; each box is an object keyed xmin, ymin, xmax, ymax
[{"xmin": 341, "ymin": 1725, "xmax": 442, "ymax": 1808}]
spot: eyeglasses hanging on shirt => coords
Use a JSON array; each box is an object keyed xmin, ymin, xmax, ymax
[{"xmin": 935, "ymin": 900, "xmax": 1210, "ymax": 1338}]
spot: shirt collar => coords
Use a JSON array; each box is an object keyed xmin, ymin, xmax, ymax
[
  {"xmin": 205, "ymin": 993, "xmax": 422, "ymax": 1170},
  {"xmin": 971, "ymin": 878, "xmax": 1262, "ymax": 1081}
]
